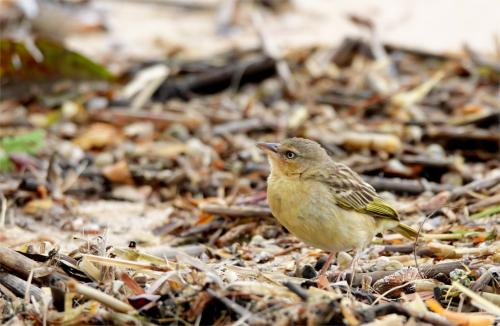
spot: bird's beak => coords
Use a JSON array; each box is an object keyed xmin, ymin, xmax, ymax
[{"xmin": 257, "ymin": 142, "xmax": 279, "ymax": 154}]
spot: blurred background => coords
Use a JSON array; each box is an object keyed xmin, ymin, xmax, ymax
[
  {"xmin": 0, "ymin": 2, "xmax": 499, "ymax": 324},
  {"xmin": 2, "ymin": 0, "xmax": 500, "ymax": 67},
  {"xmin": 67, "ymin": 0, "xmax": 500, "ymax": 60},
  {"xmin": 1, "ymin": 0, "xmax": 499, "ymax": 192},
  {"xmin": 0, "ymin": 0, "xmax": 499, "ymax": 244}
]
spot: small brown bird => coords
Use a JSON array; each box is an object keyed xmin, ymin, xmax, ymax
[{"xmin": 257, "ymin": 138, "xmax": 417, "ymax": 277}]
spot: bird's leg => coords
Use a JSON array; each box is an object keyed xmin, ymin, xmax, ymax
[
  {"xmin": 348, "ymin": 251, "xmax": 360, "ymax": 288},
  {"xmin": 318, "ymin": 252, "xmax": 336, "ymax": 276},
  {"xmin": 336, "ymin": 251, "xmax": 360, "ymax": 284},
  {"xmin": 316, "ymin": 252, "xmax": 336, "ymax": 289}
]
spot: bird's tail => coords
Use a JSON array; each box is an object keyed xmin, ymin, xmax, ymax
[{"xmin": 394, "ymin": 223, "xmax": 419, "ymax": 240}]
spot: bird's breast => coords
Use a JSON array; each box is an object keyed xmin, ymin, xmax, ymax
[{"xmin": 267, "ymin": 175, "xmax": 377, "ymax": 252}]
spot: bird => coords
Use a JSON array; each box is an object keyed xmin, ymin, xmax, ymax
[{"xmin": 257, "ymin": 137, "xmax": 418, "ymax": 280}]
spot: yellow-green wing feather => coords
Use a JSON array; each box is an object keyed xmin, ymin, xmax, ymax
[
  {"xmin": 314, "ymin": 163, "xmax": 400, "ymax": 221},
  {"xmin": 308, "ymin": 162, "xmax": 419, "ymax": 239},
  {"xmin": 364, "ymin": 198, "xmax": 399, "ymax": 220}
]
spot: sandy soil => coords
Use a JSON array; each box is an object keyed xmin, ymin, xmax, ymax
[{"xmin": 67, "ymin": 0, "xmax": 500, "ymax": 64}]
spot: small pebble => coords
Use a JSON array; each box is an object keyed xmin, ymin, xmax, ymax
[
  {"xmin": 200, "ymin": 252, "xmax": 209, "ymax": 262},
  {"xmin": 165, "ymin": 123, "xmax": 190, "ymax": 141},
  {"xmin": 254, "ymin": 251, "xmax": 272, "ymax": 263},
  {"xmin": 284, "ymin": 261, "xmax": 295, "ymax": 271},
  {"xmin": 133, "ymin": 275, "xmax": 147, "ymax": 286},
  {"xmin": 58, "ymin": 122, "xmax": 78, "ymax": 138},
  {"xmin": 111, "ymin": 280, "xmax": 124, "ymax": 294},
  {"xmin": 94, "ymin": 152, "xmax": 114, "ymax": 167},
  {"xmin": 300, "ymin": 264, "xmax": 317, "ymax": 279},
  {"xmin": 57, "ymin": 141, "xmax": 85, "ymax": 164},
  {"xmin": 222, "ymin": 269, "xmax": 238, "ymax": 283},
  {"xmin": 337, "ymin": 251, "xmax": 353, "ymax": 270},
  {"xmin": 233, "ymin": 259, "xmax": 245, "ymax": 267},
  {"xmin": 86, "ymin": 96, "xmax": 108, "ymax": 111},
  {"xmin": 375, "ymin": 257, "xmax": 403, "ymax": 271},
  {"xmin": 61, "ymin": 101, "xmax": 80, "ymax": 119},
  {"xmin": 427, "ymin": 143, "xmax": 445, "ymax": 156},
  {"xmin": 124, "ymin": 122, "xmax": 154, "ymax": 138},
  {"xmin": 262, "ymin": 226, "xmax": 279, "ymax": 239},
  {"xmin": 250, "ymin": 234, "xmax": 265, "ymax": 246}
]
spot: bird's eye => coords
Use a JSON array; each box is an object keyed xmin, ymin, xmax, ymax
[{"xmin": 285, "ymin": 151, "xmax": 296, "ymax": 159}]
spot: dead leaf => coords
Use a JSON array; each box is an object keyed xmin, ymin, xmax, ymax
[
  {"xmin": 23, "ymin": 198, "xmax": 54, "ymax": 215},
  {"xmin": 0, "ymin": 38, "xmax": 113, "ymax": 99},
  {"xmin": 426, "ymin": 299, "xmax": 495, "ymax": 326},
  {"xmin": 73, "ymin": 123, "xmax": 120, "ymax": 150},
  {"xmin": 133, "ymin": 141, "xmax": 188, "ymax": 159},
  {"xmin": 196, "ymin": 212, "xmax": 214, "ymax": 225},
  {"xmin": 102, "ymin": 160, "xmax": 134, "ymax": 184}
]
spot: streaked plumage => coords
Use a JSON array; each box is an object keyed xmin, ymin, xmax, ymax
[{"xmin": 258, "ymin": 137, "xmax": 417, "ymax": 255}]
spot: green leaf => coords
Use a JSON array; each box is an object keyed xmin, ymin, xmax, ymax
[
  {"xmin": 1, "ymin": 130, "xmax": 46, "ymax": 154},
  {"xmin": 470, "ymin": 205, "xmax": 500, "ymax": 220},
  {"xmin": 0, "ymin": 150, "xmax": 11, "ymax": 172},
  {"xmin": 0, "ymin": 130, "xmax": 46, "ymax": 171},
  {"xmin": 0, "ymin": 38, "xmax": 114, "ymax": 99},
  {"xmin": 450, "ymin": 230, "xmax": 479, "ymax": 236}
]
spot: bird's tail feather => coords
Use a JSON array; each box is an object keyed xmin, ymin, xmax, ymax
[{"xmin": 394, "ymin": 223, "xmax": 419, "ymax": 240}]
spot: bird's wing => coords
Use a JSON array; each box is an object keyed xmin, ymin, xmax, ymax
[{"xmin": 314, "ymin": 163, "xmax": 400, "ymax": 221}]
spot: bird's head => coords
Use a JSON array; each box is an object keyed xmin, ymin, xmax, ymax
[{"xmin": 257, "ymin": 138, "xmax": 330, "ymax": 177}]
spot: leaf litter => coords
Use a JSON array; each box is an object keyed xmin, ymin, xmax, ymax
[{"xmin": 0, "ymin": 1, "xmax": 499, "ymax": 325}]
